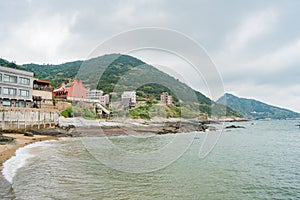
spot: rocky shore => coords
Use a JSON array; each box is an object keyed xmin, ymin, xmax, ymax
[
  {"xmin": 25, "ymin": 116, "xmax": 247, "ymax": 137},
  {"xmin": 55, "ymin": 117, "xmax": 222, "ymax": 136}
]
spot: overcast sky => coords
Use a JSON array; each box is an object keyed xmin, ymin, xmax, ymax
[{"xmin": 1, "ymin": 0, "xmax": 300, "ymax": 112}]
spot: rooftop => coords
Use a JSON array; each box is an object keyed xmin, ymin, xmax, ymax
[{"xmin": 0, "ymin": 65, "xmax": 34, "ymax": 77}]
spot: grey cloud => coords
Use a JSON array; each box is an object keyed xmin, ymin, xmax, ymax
[{"xmin": 1, "ymin": 0, "xmax": 300, "ymax": 111}]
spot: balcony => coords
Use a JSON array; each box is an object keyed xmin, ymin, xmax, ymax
[{"xmin": 33, "ymin": 85, "xmax": 53, "ymax": 91}]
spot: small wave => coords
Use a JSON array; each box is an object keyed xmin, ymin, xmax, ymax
[{"xmin": 2, "ymin": 140, "xmax": 56, "ymax": 184}]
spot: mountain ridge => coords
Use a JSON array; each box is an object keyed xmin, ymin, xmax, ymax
[{"xmin": 217, "ymin": 93, "xmax": 300, "ymax": 120}]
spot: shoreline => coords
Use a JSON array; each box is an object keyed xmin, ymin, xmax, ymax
[
  {"xmin": 0, "ymin": 133, "xmax": 57, "ymax": 171},
  {"xmin": 0, "ymin": 117, "xmax": 247, "ymax": 171}
]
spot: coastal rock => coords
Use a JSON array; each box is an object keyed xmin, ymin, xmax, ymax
[
  {"xmin": 197, "ymin": 124, "xmax": 217, "ymax": 132},
  {"xmin": 157, "ymin": 128, "xmax": 178, "ymax": 134},
  {"xmin": 198, "ymin": 124, "xmax": 209, "ymax": 132},
  {"xmin": 29, "ymin": 128, "xmax": 74, "ymax": 137},
  {"xmin": 207, "ymin": 126, "xmax": 217, "ymax": 131},
  {"xmin": 24, "ymin": 132, "xmax": 34, "ymax": 137},
  {"xmin": 225, "ymin": 125, "xmax": 245, "ymax": 129},
  {"xmin": 0, "ymin": 135, "xmax": 15, "ymax": 144}
]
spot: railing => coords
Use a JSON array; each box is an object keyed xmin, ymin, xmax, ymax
[
  {"xmin": 33, "ymin": 86, "xmax": 53, "ymax": 91},
  {"xmin": 0, "ymin": 107, "xmax": 59, "ymax": 130}
]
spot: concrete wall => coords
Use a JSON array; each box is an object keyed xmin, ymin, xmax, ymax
[
  {"xmin": 56, "ymin": 101, "xmax": 72, "ymax": 111},
  {"xmin": 0, "ymin": 107, "xmax": 59, "ymax": 130}
]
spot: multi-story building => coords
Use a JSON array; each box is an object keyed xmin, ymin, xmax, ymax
[
  {"xmin": 86, "ymin": 89, "xmax": 104, "ymax": 101},
  {"xmin": 167, "ymin": 95, "xmax": 173, "ymax": 105},
  {"xmin": 0, "ymin": 66, "xmax": 34, "ymax": 107},
  {"xmin": 160, "ymin": 92, "xmax": 173, "ymax": 105},
  {"xmin": 121, "ymin": 91, "xmax": 136, "ymax": 109},
  {"xmin": 100, "ymin": 94, "xmax": 110, "ymax": 105},
  {"xmin": 32, "ymin": 79, "xmax": 53, "ymax": 108},
  {"xmin": 85, "ymin": 89, "xmax": 110, "ymax": 105},
  {"xmin": 160, "ymin": 92, "xmax": 168, "ymax": 104}
]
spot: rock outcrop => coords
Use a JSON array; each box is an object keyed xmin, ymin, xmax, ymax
[
  {"xmin": 0, "ymin": 134, "xmax": 15, "ymax": 145},
  {"xmin": 225, "ymin": 125, "xmax": 245, "ymax": 129}
]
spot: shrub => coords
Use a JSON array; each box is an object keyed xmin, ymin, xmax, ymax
[{"xmin": 61, "ymin": 107, "xmax": 73, "ymax": 118}]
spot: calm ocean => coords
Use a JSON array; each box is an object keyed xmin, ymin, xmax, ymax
[{"xmin": 1, "ymin": 120, "xmax": 300, "ymax": 199}]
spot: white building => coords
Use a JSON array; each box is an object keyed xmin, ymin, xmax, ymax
[
  {"xmin": 121, "ymin": 91, "xmax": 136, "ymax": 109},
  {"xmin": 85, "ymin": 89, "xmax": 110, "ymax": 105},
  {"xmin": 100, "ymin": 94, "xmax": 110, "ymax": 105},
  {"xmin": 0, "ymin": 66, "xmax": 34, "ymax": 107},
  {"xmin": 86, "ymin": 89, "xmax": 103, "ymax": 100}
]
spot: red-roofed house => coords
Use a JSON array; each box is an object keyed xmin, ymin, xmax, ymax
[{"xmin": 52, "ymin": 79, "xmax": 89, "ymax": 101}]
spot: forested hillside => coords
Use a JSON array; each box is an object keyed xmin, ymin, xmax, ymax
[{"xmin": 1, "ymin": 55, "xmax": 241, "ymax": 118}]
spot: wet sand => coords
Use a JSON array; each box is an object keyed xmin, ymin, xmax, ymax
[{"xmin": 0, "ymin": 134, "xmax": 57, "ymax": 171}]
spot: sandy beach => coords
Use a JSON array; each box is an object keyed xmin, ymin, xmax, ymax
[{"xmin": 0, "ymin": 133, "xmax": 57, "ymax": 171}]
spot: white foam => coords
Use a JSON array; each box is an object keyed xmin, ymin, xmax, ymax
[{"xmin": 2, "ymin": 140, "xmax": 55, "ymax": 184}]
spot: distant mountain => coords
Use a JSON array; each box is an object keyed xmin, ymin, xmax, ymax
[
  {"xmin": 1, "ymin": 55, "xmax": 241, "ymax": 118},
  {"xmin": 217, "ymin": 93, "xmax": 300, "ymax": 120}
]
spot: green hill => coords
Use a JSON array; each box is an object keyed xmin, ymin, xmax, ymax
[
  {"xmin": 1, "ymin": 55, "xmax": 241, "ymax": 118},
  {"xmin": 22, "ymin": 61, "xmax": 82, "ymax": 87},
  {"xmin": 217, "ymin": 93, "xmax": 300, "ymax": 120}
]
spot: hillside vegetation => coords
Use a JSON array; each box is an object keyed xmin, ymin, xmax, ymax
[
  {"xmin": 217, "ymin": 93, "xmax": 300, "ymax": 120},
  {"xmin": 1, "ymin": 55, "xmax": 241, "ymax": 118}
]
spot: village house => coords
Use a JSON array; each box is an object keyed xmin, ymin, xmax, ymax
[
  {"xmin": 32, "ymin": 79, "xmax": 53, "ymax": 108},
  {"xmin": 86, "ymin": 89, "xmax": 103, "ymax": 101},
  {"xmin": 160, "ymin": 92, "xmax": 173, "ymax": 105},
  {"xmin": 0, "ymin": 65, "xmax": 34, "ymax": 107},
  {"xmin": 100, "ymin": 94, "xmax": 110, "ymax": 105},
  {"xmin": 52, "ymin": 79, "xmax": 89, "ymax": 101},
  {"xmin": 121, "ymin": 91, "xmax": 136, "ymax": 109},
  {"xmin": 86, "ymin": 89, "xmax": 110, "ymax": 106}
]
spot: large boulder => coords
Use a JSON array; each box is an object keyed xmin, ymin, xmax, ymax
[
  {"xmin": 0, "ymin": 135, "xmax": 15, "ymax": 144},
  {"xmin": 24, "ymin": 132, "xmax": 34, "ymax": 137},
  {"xmin": 225, "ymin": 125, "xmax": 245, "ymax": 129}
]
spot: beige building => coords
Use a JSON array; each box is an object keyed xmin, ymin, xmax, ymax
[{"xmin": 32, "ymin": 79, "xmax": 53, "ymax": 108}]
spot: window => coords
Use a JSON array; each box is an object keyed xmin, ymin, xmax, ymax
[
  {"xmin": 0, "ymin": 74, "xmax": 2, "ymax": 81},
  {"xmin": 19, "ymin": 89, "xmax": 29, "ymax": 97},
  {"xmin": 20, "ymin": 101, "xmax": 26, "ymax": 107},
  {"xmin": 3, "ymin": 87, "xmax": 17, "ymax": 95},
  {"xmin": 3, "ymin": 88, "xmax": 8, "ymax": 94},
  {"xmin": 3, "ymin": 74, "xmax": 17, "ymax": 83},
  {"xmin": 2, "ymin": 101, "xmax": 11, "ymax": 107},
  {"xmin": 19, "ymin": 77, "xmax": 30, "ymax": 85}
]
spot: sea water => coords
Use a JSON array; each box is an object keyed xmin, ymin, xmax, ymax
[{"xmin": 1, "ymin": 120, "xmax": 300, "ymax": 199}]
